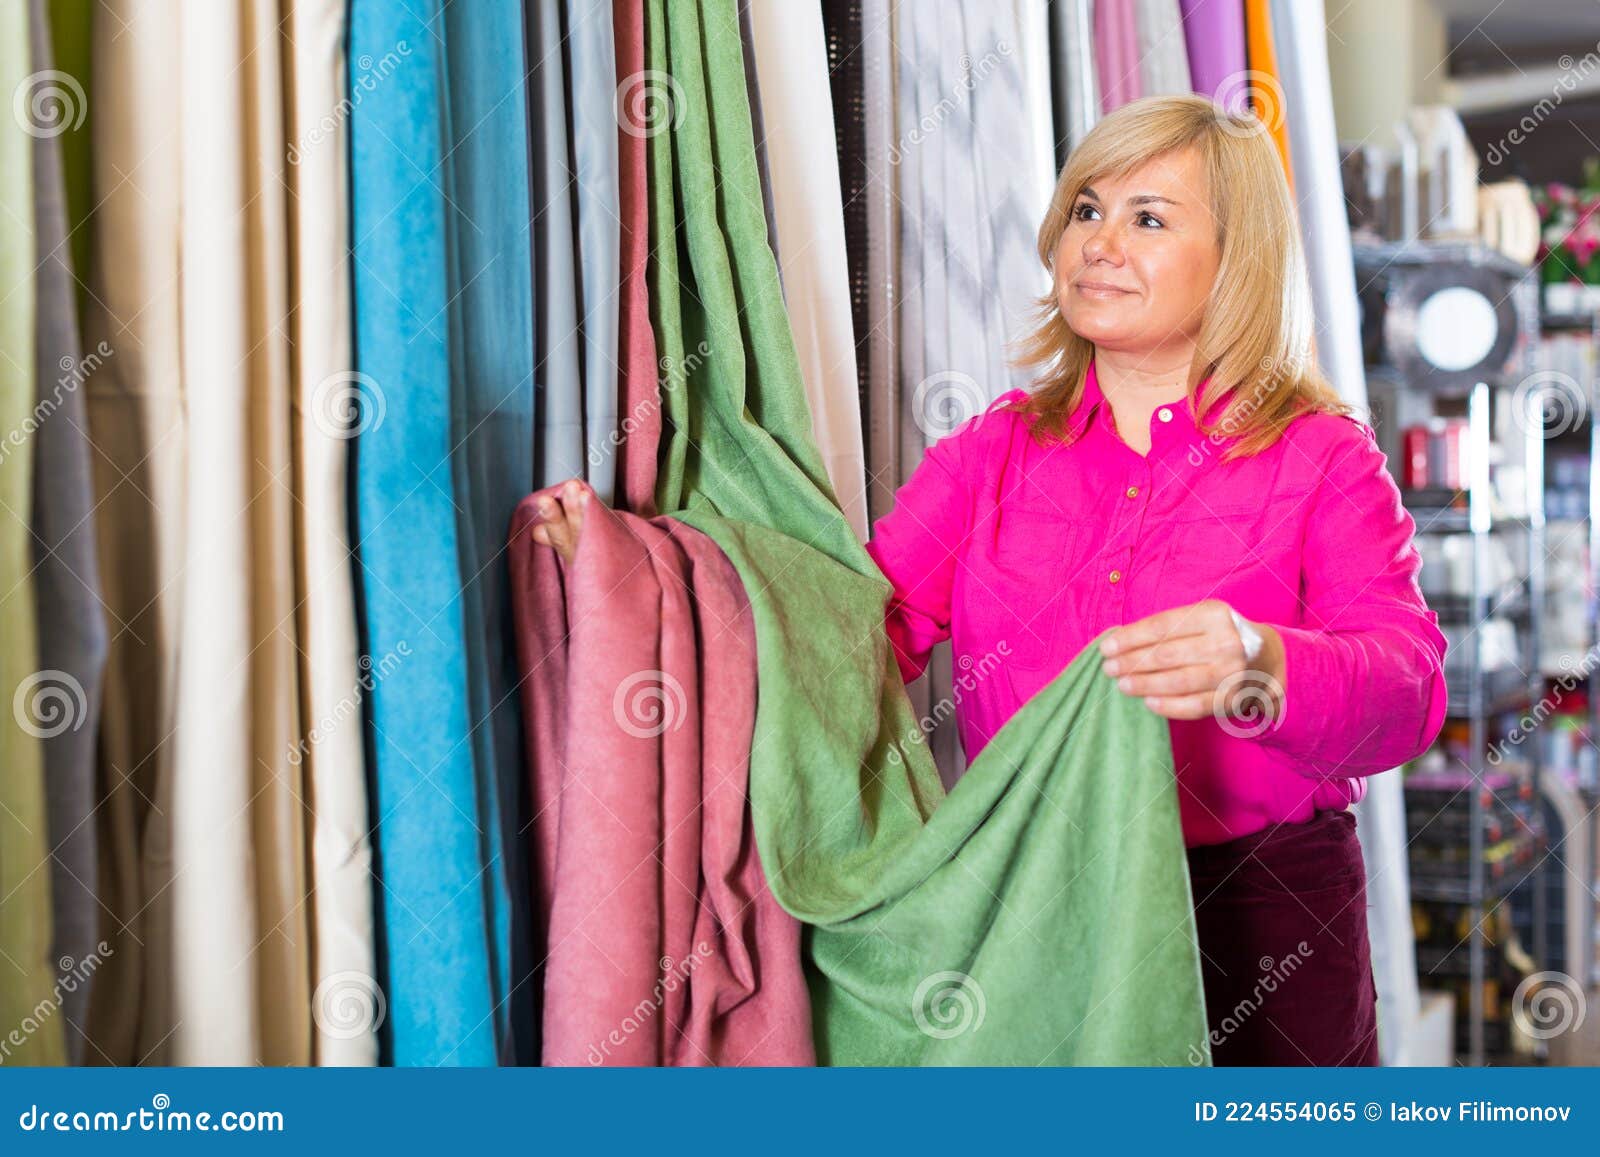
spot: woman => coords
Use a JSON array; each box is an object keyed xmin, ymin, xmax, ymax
[{"xmin": 533, "ymin": 94, "xmax": 1449, "ymax": 1066}]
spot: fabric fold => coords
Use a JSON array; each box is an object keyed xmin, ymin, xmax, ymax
[
  {"xmin": 284, "ymin": 0, "xmax": 379, "ymax": 1067},
  {"xmin": 508, "ymin": 486, "xmax": 814, "ymax": 1066}
]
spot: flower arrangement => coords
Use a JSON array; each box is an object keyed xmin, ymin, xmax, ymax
[{"xmin": 1535, "ymin": 158, "xmax": 1600, "ymax": 287}]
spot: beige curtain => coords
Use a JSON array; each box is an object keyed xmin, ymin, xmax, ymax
[
  {"xmin": 284, "ymin": 0, "xmax": 379, "ymax": 1067},
  {"xmin": 169, "ymin": 0, "xmax": 308, "ymax": 1065},
  {"xmin": 81, "ymin": 0, "xmax": 185, "ymax": 1066}
]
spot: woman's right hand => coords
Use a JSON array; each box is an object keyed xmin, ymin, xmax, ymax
[{"xmin": 529, "ymin": 478, "xmax": 588, "ymax": 565}]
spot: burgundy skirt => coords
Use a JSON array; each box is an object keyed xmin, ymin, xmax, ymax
[{"xmin": 1185, "ymin": 808, "xmax": 1380, "ymax": 1066}]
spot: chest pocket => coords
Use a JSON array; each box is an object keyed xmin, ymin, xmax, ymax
[
  {"xmin": 959, "ymin": 503, "xmax": 1080, "ymax": 671},
  {"xmin": 1156, "ymin": 496, "xmax": 1304, "ymax": 613}
]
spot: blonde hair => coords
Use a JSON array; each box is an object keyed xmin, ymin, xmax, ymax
[{"xmin": 1006, "ymin": 94, "xmax": 1354, "ymax": 459}]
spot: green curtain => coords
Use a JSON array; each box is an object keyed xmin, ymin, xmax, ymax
[
  {"xmin": 644, "ymin": 0, "xmax": 1211, "ymax": 1064},
  {"xmin": 1, "ymin": 0, "xmax": 65, "ymax": 1068}
]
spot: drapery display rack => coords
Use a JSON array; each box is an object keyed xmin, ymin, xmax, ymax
[
  {"xmin": 1356, "ymin": 241, "xmax": 1552, "ymax": 1066},
  {"xmin": 1525, "ymin": 303, "xmax": 1600, "ymax": 998}
]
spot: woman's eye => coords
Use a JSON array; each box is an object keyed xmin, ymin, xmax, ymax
[
  {"xmin": 1072, "ymin": 202, "xmax": 1099, "ymax": 221},
  {"xmin": 1137, "ymin": 211, "xmax": 1164, "ymax": 228}
]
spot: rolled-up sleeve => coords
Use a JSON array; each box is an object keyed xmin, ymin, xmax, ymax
[
  {"xmin": 863, "ymin": 426, "xmax": 977, "ymax": 687},
  {"xmin": 1256, "ymin": 418, "xmax": 1449, "ymax": 778}
]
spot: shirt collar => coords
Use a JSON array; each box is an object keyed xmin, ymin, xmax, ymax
[{"xmin": 1068, "ymin": 357, "xmax": 1227, "ymax": 447}]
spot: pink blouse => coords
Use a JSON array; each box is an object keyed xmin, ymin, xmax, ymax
[{"xmin": 865, "ymin": 358, "xmax": 1450, "ymax": 847}]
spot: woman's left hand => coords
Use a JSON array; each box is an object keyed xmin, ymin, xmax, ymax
[{"xmin": 1097, "ymin": 600, "xmax": 1286, "ymax": 723}]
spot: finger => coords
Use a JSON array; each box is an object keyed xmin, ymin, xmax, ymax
[
  {"xmin": 1111, "ymin": 661, "xmax": 1224, "ymax": 700},
  {"xmin": 1139, "ymin": 691, "xmax": 1218, "ymax": 720},
  {"xmin": 1102, "ymin": 632, "xmax": 1220, "ymax": 676},
  {"xmin": 1098, "ymin": 601, "xmax": 1221, "ymax": 658}
]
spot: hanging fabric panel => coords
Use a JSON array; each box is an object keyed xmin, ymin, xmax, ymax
[
  {"xmin": 747, "ymin": 0, "xmax": 869, "ymax": 541},
  {"xmin": 1136, "ymin": 0, "xmax": 1193, "ymax": 96},
  {"xmin": 441, "ymin": 0, "xmax": 537, "ymax": 1065},
  {"xmin": 79, "ymin": 0, "xmax": 183, "ymax": 1066},
  {"xmin": 1179, "ymin": 0, "xmax": 1247, "ymax": 107},
  {"xmin": 284, "ymin": 0, "xmax": 379, "ymax": 1068},
  {"xmin": 1095, "ymin": 0, "xmax": 1142, "ymax": 113},
  {"xmin": 529, "ymin": 0, "xmax": 587, "ymax": 492},
  {"xmin": 613, "ymin": 0, "xmax": 663, "ymax": 516},
  {"xmin": 27, "ymin": 0, "xmax": 108, "ymax": 1065},
  {"xmin": 566, "ymin": 0, "xmax": 622, "ymax": 506},
  {"xmin": 348, "ymin": 0, "xmax": 499, "ymax": 1067},
  {"xmin": 1050, "ymin": 0, "xmax": 1100, "ymax": 162},
  {"xmin": 1244, "ymin": 0, "xmax": 1295, "ymax": 194},
  {"xmin": 170, "ymin": 0, "xmax": 310, "ymax": 1066},
  {"xmin": 508, "ymin": 488, "xmax": 815, "ymax": 1065}
]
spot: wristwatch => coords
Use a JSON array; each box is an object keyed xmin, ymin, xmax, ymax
[{"xmin": 1228, "ymin": 606, "xmax": 1264, "ymax": 664}]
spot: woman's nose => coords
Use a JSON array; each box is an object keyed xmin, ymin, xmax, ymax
[{"xmin": 1082, "ymin": 225, "xmax": 1124, "ymax": 263}]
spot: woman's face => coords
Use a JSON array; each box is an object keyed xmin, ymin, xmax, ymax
[{"xmin": 1054, "ymin": 147, "xmax": 1222, "ymax": 357}]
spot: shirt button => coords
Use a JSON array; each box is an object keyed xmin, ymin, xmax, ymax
[
  {"xmin": 1108, "ymin": 569, "xmax": 1122, "ymax": 584},
  {"xmin": 1125, "ymin": 486, "xmax": 1138, "ymax": 498},
  {"xmin": 1157, "ymin": 407, "xmax": 1173, "ymax": 423}
]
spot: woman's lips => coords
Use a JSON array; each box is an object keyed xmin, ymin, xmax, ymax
[{"xmin": 1074, "ymin": 281, "xmax": 1134, "ymax": 298}]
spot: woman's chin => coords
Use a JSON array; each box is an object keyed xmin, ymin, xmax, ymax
[{"xmin": 1061, "ymin": 309, "xmax": 1138, "ymax": 344}]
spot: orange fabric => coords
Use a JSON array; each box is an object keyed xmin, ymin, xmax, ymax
[{"xmin": 1244, "ymin": 0, "xmax": 1294, "ymax": 197}]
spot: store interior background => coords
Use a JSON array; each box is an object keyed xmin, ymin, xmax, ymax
[{"xmin": 1322, "ymin": 0, "xmax": 1600, "ymax": 1066}]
